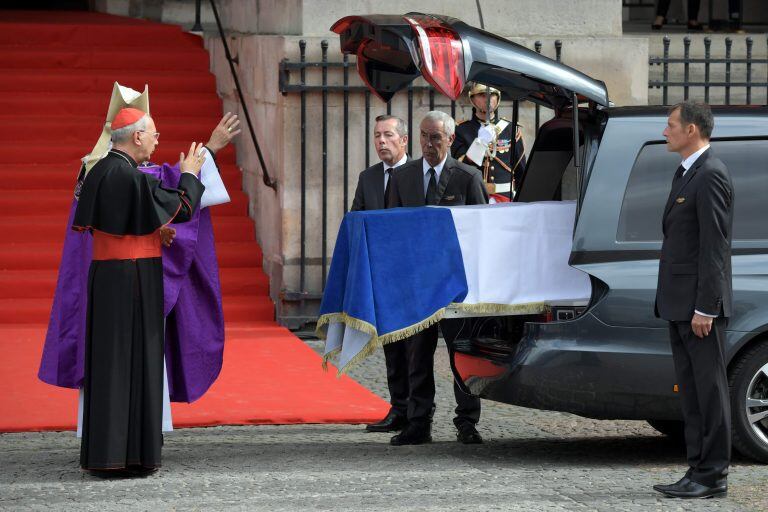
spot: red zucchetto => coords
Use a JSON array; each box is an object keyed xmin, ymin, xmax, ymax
[{"xmin": 111, "ymin": 107, "xmax": 146, "ymax": 130}]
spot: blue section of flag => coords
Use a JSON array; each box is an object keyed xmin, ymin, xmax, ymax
[{"xmin": 320, "ymin": 207, "xmax": 468, "ymax": 336}]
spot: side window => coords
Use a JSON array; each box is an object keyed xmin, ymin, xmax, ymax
[
  {"xmin": 617, "ymin": 143, "xmax": 678, "ymax": 242},
  {"xmin": 617, "ymin": 139, "xmax": 768, "ymax": 242},
  {"xmin": 714, "ymin": 139, "xmax": 768, "ymax": 241}
]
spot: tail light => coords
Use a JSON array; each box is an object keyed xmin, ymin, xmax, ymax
[
  {"xmin": 330, "ymin": 16, "xmax": 370, "ymax": 54},
  {"xmin": 330, "ymin": 16, "xmax": 356, "ymax": 35},
  {"xmin": 403, "ymin": 14, "xmax": 465, "ymax": 101},
  {"xmin": 355, "ymin": 39, "xmax": 385, "ymax": 102},
  {"xmin": 355, "ymin": 39, "xmax": 421, "ymax": 103}
]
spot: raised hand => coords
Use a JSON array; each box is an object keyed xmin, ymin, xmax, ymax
[
  {"xmin": 205, "ymin": 112, "xmax": 242, "ymax": 154},
  {"xmin": 180, "ymin": 142, "xmax": 206, "ymax": 176}
]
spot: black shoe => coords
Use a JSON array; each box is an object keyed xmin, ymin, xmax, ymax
[
  {"xmin": 366, "ymin": 410, "xmax": 407, "ymax": 432},
  {"xmin": 86, "ymin": 468, "xmax": 132, "ymax": 479},
  {"xmin": 456, "ymin": 424, "xmax": 483, "ymax": 444},
  {"xmin": 687, "ymin": 21, "xmax": 704, "ymax": 31},
  {"xmin": 653, "ymin": 475, "xmax": 690, "ymax": 494},
  {"xmin": 655, "ymin": 478, "xmax": 727, "ymax": 499},
  {"xmin": 651, "ymin": 16, "xmax": 666, "ymax": 30},
  {"xmin": 125, "ymin": 465, "xmax": 159, "ymax": 477},
  {"xmin": 390, "ymin": 424, "xmax": 432, "ymax": 445}
]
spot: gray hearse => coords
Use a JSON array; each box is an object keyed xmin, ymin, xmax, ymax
[{"xmin": 332, "ymin": 13, "xmax": 768, "ymax": 462}]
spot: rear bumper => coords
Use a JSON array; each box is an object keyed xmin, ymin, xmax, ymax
[{"xmin": 449, "ymin": 312, "xmax": 682, "ymax": 420}]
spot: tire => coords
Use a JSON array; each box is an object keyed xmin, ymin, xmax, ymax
[
  {"xmin": 729, "ymin": 340, "xmax": 768, "ymax": 463},
  {"xmin": 647, "ymin": 419, "xmax": 685, "ymax": 442}
]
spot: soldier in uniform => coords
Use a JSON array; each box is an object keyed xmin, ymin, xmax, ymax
[{"xmin": 451, "ymin": 83, "xmax": 526, "ymax": 199}]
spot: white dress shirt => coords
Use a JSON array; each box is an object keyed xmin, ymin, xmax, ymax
[
  {"xmin": 422, "ymin": 154, "xmax": 448, "ymax": 195},
  {"xmin": 384, "ymin": 153, "xmax": 408, "ymax": 190},
  {"xmin": 679, "ymin": 143, "xmax": 716, "ymax": 318},
  {"xmin": 681, "ymin": 143, "xmax": 710, "ymax": 176}
]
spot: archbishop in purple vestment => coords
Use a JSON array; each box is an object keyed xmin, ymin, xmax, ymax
[{"xmin": 38, "ymin": 161, "xmax": 225, "ymax": 403}]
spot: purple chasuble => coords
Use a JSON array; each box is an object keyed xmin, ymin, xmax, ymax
[{"xmin": 38, "ymin": 163, "xmax": 225, "ymax": 403}]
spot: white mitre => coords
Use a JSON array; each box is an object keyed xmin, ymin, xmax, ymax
[{"xmin": 82, "ymin": 82, "xmax": 150, "ymax": 175}]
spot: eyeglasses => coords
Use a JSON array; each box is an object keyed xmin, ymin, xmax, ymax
[{"xmin": 137, "ymin": 130, "xmax": 160, "ymax": 140}]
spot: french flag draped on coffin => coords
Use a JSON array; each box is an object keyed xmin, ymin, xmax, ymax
[{"xmin": 317, "ymin": 201, "xmax": 592, "ymax": 373}]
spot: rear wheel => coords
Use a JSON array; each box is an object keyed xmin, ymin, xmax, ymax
[
  {"xmin": 729, "ymin": 340, "xmax": 768, "ymax": 463},
  {"xmin": 647, "ymin": 419, "xmax": 685, "ymax": 442}
]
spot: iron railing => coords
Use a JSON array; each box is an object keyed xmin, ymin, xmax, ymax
[{"xmin": 649, "ymin": 35, "xmax": 768, "ymax": 105}]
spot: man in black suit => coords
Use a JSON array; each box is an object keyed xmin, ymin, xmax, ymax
[
  {"xmin": 387, "ymin": 110, "xmax": 488, "ymax": 446},
  {"xmin": 653, "ymin": 101, "xmax": 734, "ymax": 499},
  {"xmin": 352, "ymin": 115, "xmax": 410, "ymax": 433}
]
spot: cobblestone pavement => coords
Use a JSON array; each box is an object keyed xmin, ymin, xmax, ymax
[{"xmin": 2, "ymin": 338, "xmax": 766, "ymax": 511}]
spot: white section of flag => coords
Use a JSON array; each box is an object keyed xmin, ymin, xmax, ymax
[{"xmin": 449, "ymin": 201, "xmax": 591, "ymax": 307}]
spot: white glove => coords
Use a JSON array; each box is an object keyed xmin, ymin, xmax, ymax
[{"xmin": 477, "ymin": 124, "xmax": 495, "ymax": 144}]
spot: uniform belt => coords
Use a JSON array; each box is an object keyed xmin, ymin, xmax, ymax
[{"xmin": 92, "ymin": 230, "xmax": 162, "ymax": 260}]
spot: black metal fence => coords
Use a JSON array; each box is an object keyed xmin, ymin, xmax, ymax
[
  {"xmin": 278, "ymin": 39, "xmax": 563, "ymax": 304},
  {"xmin": 649, "ymin": 35, "xmax": 768, "ymax": 104}
]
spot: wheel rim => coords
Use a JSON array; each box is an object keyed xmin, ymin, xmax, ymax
[{"xmin": 745, "ymin": 362, "xmax": 768, "ymax": 446}]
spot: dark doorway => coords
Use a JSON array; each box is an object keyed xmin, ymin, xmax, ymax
[{"xmin": 0, "ymin": 0, "xmax": 92, "ymax": 9}]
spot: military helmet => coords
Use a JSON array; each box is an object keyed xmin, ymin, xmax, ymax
[{"xmin": 467, "ymin": 82, "xmax": 501, "ymax": 101}]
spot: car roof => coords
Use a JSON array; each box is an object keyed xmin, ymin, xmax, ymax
[{"xmin": 606, "ymin": 105, "xmax": 768, "ymax": 117}]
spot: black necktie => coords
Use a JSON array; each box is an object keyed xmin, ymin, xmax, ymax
[
  {"xmin": 384, "ymin": 168, "xmax": 392, "ymax": 203},
  {"xmin": 674, "ymin": 164, "xmax": 686, "ymax": 181},
  {"xmin": 426, "ymin": 168, "xmax": 439, "ymax": 205},
  {"xmin": 665, "ymin": 165, "xmax": 686, "ymax": 218}
]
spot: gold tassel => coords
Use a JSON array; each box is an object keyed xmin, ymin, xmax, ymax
[{"xmin": 317, "ymin": 307, "xmax": 450, "ymax": 376}]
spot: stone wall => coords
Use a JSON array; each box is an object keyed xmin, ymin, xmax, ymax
[
  {"xmin": 101, "ymin": 0, "xmax": 626, "ymax": 37},
  {"xmin": 298, "ymin": 0, "xmax": 623, "ymax": 38},
  {"xmin": 627, "ymin": 0, "xmax": 768, "ymax": 24}
]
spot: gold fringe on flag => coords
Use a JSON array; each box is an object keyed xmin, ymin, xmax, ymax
[{"xmin": 317, "ymin": 301, "xmax": 550, "ymax": 375}]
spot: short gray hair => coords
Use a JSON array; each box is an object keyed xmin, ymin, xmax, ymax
[
  {"xmin": 422, "ymin": 110, "xmax": 455, "ymax": 137},
  {"xmin": 111, "ymin": 115, "xmax": 149, "ymax": 143},
  {"xmin": 671, "ymin": 100, "xmax": 714, "ymax": 139},
  {"xmin": 375, "ymin": 114, "xmax": 408, "ymax": 137}
]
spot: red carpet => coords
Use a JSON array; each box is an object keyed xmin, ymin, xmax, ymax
[
  {"xmin": 0, "ymin": 325, "xmax": 387, "ymax": 432},
  {"xmin": 0, "ymin": 10, "xmax": 387, "ymax": 431}
]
